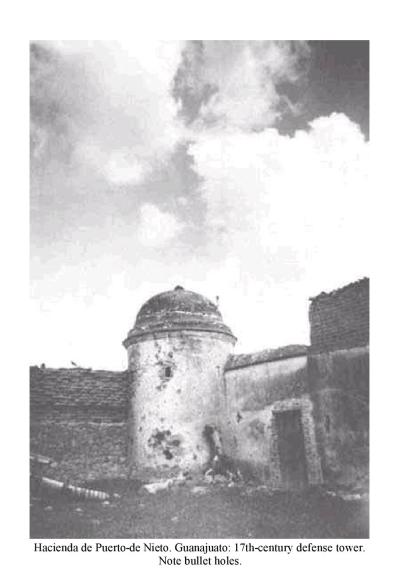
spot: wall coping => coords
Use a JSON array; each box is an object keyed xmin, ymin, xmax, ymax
[{"xmin": 225, "ymin": 344, "xmax": 308, "ymax": 372}]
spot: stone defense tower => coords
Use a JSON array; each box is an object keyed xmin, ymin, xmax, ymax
[{"xmin": 123, "ymin": 286, "xmax": 236, "ymax": 478}]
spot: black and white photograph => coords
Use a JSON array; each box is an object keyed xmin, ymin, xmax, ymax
[{"xmin": 29, "ymin": 40, "xmax": 369, "ymax": 540}]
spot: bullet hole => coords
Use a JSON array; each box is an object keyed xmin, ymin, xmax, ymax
[
  {"xmin": 236, "ymin": 411, "xmax": 243, "ymax": 423},
  {"xmin": 325, "ymin": 415, "xmax": 331, "ymax": 433},
  {"xmin": 148, "ymin": 429, "xmax": 172, "ymax": 448},
  {"xmin": 138, "ymin": 426, "xmax": 142, "ymax": 432},
  {"xmin": 165, "ymin": 366, "xmax": 173, "ymax": 378},
  {"xmin": 148, "ymin": 429, "xmax": 183, "ymax": 460}
]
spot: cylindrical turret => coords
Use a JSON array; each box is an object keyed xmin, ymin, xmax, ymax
[{"xmin": 123, "ymin": 286, "xmax": 236, "ymax": 479}]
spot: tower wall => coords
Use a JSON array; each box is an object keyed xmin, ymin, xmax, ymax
[{"xmin": 126, "ymin": 330, "xmax": 234, "ymax": 478}]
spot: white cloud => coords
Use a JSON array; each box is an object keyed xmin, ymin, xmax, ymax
[
  {"xmin": 177, "ymin": 41, "xmax": 309, "ymax": 130},
  {"xmin": 77, "ymin": 143, "xmax": 149, "ymax": 185},
  {"xmin": 137, "ymin": 203, "xmax": 184, "ymax": 248},
  {"xmin": 31, "ymin": 41, "xmax": 369, "ymax": 365},
  {"xmin": 182, "ymin": 41, "xmax": 368, "ymax": 310},
  {"xmin": 188, "ymin": 112, "xmax": 369, "ymax": 349},
  {"xmin": 32, "ymin": 40, "xmax": 185, "ymax": 185}
]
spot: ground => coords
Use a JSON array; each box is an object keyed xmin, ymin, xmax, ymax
[{"xmin": 30, "ymin": 479, "xmax": 368, "ymax": 539}]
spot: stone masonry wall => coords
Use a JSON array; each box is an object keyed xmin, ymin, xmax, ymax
[
  {"xmin": 309, "ymin": 278, "xmax": 369, "ymax": 354},
  {"xmin": 30, "ymin": 367, "xmax": 130, "ymax": 482}
]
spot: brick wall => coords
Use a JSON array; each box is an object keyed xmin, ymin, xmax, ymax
[
  {"xmin": 309, "ymin": 278, "xmax": 369, "ymax": 353},
  {"xmin": 30, "ymin": 367, "xmax": 130, "ymax": 481}
]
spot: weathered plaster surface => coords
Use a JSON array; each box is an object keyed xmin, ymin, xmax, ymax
[
  {"xmin": 308, "ymin": 346, "xmax": 369, "ymax": 485},
  {"xmin": 222, "ymin": 356, "xmax": 322, "ymax": 487},
  {"xmin": 224, "ymin": 355, "xmax": 308, "ymax": 413},
  {"xmin": 127, "ymin": 330, "xmax": 234, "ymax": 478}
]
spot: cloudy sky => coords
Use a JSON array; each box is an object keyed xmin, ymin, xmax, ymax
[{"xmin": 30, "ymin": 40, "xmax": 369, "ymax": 369}]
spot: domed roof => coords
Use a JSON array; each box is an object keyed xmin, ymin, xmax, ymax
[{"xmin": 123, "ymin": 286, "xmax": 235, "ymax": 345}]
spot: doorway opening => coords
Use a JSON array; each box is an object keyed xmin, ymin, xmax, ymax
[{"xmin": 274, "ymin": 409, "xmax": 308, "ymax": 490}]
